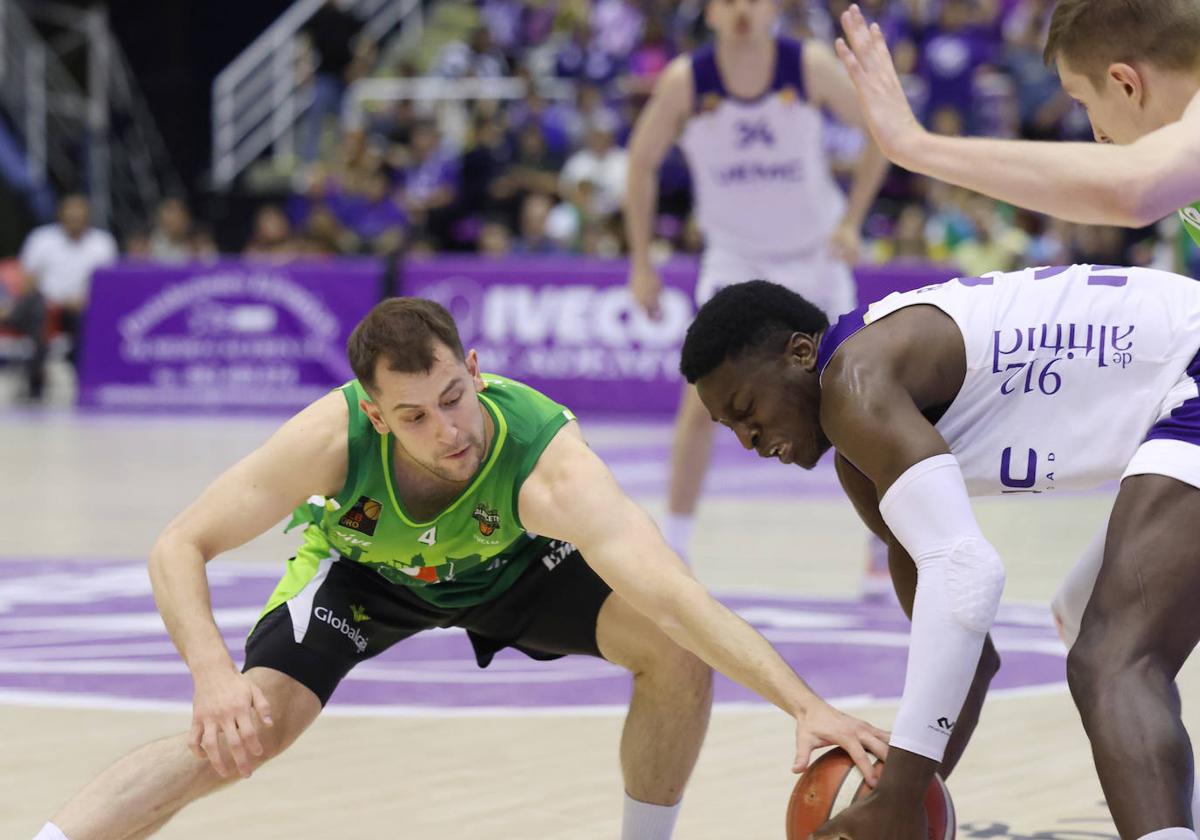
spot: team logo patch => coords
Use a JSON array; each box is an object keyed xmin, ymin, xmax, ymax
[
  {"xmin": 349, "ymin": 604, "xmax": 370, "ymax": 623},
  {"xmin": 339, "ymin": 495, "xmax": 382, "ymax": 536},
  {"xmin": 472, "ymin": 504, "xmax": 501, "ymax": 536}
]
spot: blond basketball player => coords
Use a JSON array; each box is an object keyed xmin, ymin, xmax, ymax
[
  {"xmin": 624, "ymin": 0, "xmax": 888, "ymax": 565},
  {"xmin": 834, "ymin": 0, "xmax": 1200, "ymax": 244},
  {"xmin": 31, "ymin": 298, "xmax": 887, "ymax": 840}
]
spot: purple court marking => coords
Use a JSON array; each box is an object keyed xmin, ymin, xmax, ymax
[{"xmin": 0, "ymin": 558, "xmax": 1067, "ymax": 714}]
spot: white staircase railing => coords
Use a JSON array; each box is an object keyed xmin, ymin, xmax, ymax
[
  {"xmin": 211, "ymin": 0, "xmax": 423, "ymax": 189},
  {"xmin": 0, "ymin": 0, "xmax": 182, "ymax": 232}
]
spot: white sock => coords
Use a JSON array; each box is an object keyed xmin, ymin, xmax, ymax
[
  {"xmin": 33, "ymin": 823, "xmax": 70, "ymax": 840},
  {"xmin": 1138, "ymin": 829, "xmax": 1197, "ymax": 840},
  {"xmin": 661, "ymin": 514, "xmax": 694, "ymax": 562},
  {"xmin": 622, "ymin": 793, "xmax": 681, "ymax": 840},
  {"xmin": 1193, "ymin": 780, "xmax": 1200, "ymax": 830}
]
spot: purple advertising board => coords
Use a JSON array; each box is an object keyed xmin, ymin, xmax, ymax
[
  {"xmin": 79, "ymin": 260, "xmax": 382, "ymax": 410},
  {"xmin": 401, "ymin": 256, "xmax": 957, "ymax": 413}
]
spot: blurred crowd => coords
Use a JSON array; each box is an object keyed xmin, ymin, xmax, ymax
[
  {"xmin": 6, "ymin": 0, "xmax": 1200, "ymax": 401},
  {"xmin": 257, "ymin": 0, "xmax": 1196, "ymax": 274}
]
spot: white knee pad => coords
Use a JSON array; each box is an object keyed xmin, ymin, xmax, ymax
[
  {"xmin": 879, "ymin": 454, "xmax": 1007, "ymax": 761},
  {"xmin": 944, "ymin": 537, "xmax": 1006, "ymax": 633}
]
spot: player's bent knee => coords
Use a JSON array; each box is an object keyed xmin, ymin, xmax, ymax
[{"xmin": 943, "ymin": 537, "xmax": 1005, "ymax": 633}]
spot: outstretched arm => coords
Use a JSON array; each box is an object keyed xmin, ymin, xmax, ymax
[
  {"xmin": 834, "ymin": 453, "xmax": 1000, "ymax": 777},
  {"xmin": 834, "ymin": 3, "xmax": 1200, "ymax": 227},
  {"xmin": 518, "ymin": 422, "xmax": 890, "ymax": 780}
]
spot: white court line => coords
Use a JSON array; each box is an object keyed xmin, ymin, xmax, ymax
[{"xmin": 0, "ymin": 684, "xmax": 1067, "ymax": 717}]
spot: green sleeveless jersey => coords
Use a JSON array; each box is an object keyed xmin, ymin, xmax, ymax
[
  {"xmin": 1182, "ymin": 202, "xmax": 1200, "ymax": 247},
  {"xmin": 271, "ymin": 374, "xmax": 575, "ymax": 611}
]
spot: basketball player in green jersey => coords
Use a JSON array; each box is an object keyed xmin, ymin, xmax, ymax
[
  {"xmin": 32, "ymin": 298, "xmax": 888, "ymax": 840},
  {"xmin": 835, "ymin": 0, "xmax": 1200, "ymax": 246}
]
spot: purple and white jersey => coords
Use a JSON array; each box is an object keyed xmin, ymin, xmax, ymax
[
  {"xmin": 818, "ymin": 264, "xmax": 1200, "ymax": 496},
  {"xmin": 678, "ymin": 38, "xmax": 845, "ymax": 260}
]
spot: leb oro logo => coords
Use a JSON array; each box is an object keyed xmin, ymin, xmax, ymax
[{"xmin": 339, "ymin": 495, "xmax": 382, "ymax": 536}]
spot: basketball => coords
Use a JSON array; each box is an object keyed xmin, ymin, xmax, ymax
[
  {"xmin": 786, "ymin": 749, "xmax": 955, "ymax": 840},
  {"xmin": 362, "ymin": 499, "xmax": 381, "ymax": 520}
]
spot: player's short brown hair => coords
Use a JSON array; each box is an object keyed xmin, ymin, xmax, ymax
[
  {"xmin": 1044, "ymin": 0, "xmax": 1200, "ymax": 85},
  {"xmin": 347, "ymin": 297, "xmax": 466, "ymax": 391}
]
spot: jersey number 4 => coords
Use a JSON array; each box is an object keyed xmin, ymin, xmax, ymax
[{"xmin": 417, "ymin": 527, "xmax": 438, "ymax": 546}]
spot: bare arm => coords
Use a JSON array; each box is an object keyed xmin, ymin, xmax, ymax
[
  {"xmin": 150, "ymin": 391, "xmax": 348, "ymax": 677},
  {"xmin": 835, "ymin": 5, "xmax": 1200, "ymax": 227},
  {"xmin": 624, "ymin": 56, "xmax": 692, "ymax": 266},
  {"xmin": 519, "ymin": 423, "xmax": 890, "ymax": 778},
  {"xmin": 805, "ymin": 40, "xmax": 890, "ymax": 240}
]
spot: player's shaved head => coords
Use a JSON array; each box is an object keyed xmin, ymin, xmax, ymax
[
  {"xmin": 680, "ymin": 280, "xmax": 829, "ymax": 384},
  {"xmin": 348, "ymin": 297, "xmax": 466, "ymax": 392},
  {"xmin": 1044, "ymin": 0, "xmax": 1200, "ymax": 86}
]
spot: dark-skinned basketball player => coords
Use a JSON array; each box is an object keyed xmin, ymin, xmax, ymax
[{"xmin": 683, "ymin": 271, "xmax": 1200, "ymax": 840}]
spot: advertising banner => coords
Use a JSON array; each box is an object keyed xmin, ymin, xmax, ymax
[
  {"xmin": 80, "ymin": 260, "xmax": 382, "ymax": 410},
  {"xmin": 402, "ymin": 257, "xmax": 956, "ymax": 413}
]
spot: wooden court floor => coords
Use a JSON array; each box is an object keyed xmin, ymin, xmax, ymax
[{"xmin": 2, "ymin": 407, "xmax": 1195, "ymax": 839}]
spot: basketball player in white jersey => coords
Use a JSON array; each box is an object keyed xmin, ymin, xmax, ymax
[
  {"xmin": 623, "ymin": 0, "xmax": 888, "ymax": 566},
  {"xmin": 683, "ymin": 268, "xmax": 1200, "ymax": 840}
]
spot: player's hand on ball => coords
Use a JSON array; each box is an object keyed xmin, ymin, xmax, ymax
[
  {"xmin": 834, "ymin": 4, "xmax": 925, "ymax": 168},
  {"xmin": 812, "ymin": 789, "xmax": 928, "ymax": 840},
  {"xmin": 629, "ymin": 260, "xmax": 665, "ymax": 320},
  {"xmin": 793, "ymin": 701, "xmax": 890, "ymax": 785},
  {"xmin": 188, "ymin": 665, "xmax": 274, "ymax": 779}
]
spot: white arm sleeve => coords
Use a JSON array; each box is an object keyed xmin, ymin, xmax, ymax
[{"xmin": 879, "ymin": 454, "xmax": 1006, "ymax": 761}]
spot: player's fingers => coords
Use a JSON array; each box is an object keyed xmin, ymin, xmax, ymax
[
  {"xmin": 834, "ymin": 38, "xmax": 863, "ymax": 82},
  {"xmin": 842, "ymin": 738, "xmax": 878, "ymax": 786},
  {"xmin": 236, "ymin": 710, "xmax": 264, "ymax": 758},
  {"xmin": 869, "ymin": 724, "xmax": 891, "ymax": 745},
  {"xmin": 842, "ymin": 5, "xmax": 872, "ymax": 58},
  {"xmin": 222, "ymin": 721, "xmax": 252, "ymax": 778},
  {"xmin": 792, "ymin": 741, "xmax": 814, "ymax": 774},
  {"xmin": 861, "ymin": 730, "xmax": 890, "ymax": 766},
  {"xmin": 187, "ymin": 719, "xmax": 205, "ymax": 760},
  {"xmin": 250, "ymin": 683, "xmax": 274, "ymax": 728},
  {"xmin": 201, "ymin": 723, "xmax": 229, "ymax": 778}
]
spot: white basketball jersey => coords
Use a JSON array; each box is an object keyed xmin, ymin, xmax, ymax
[
  {"xmin": 677, "ymin": 38, "xmax": 846, "ymax": 260},
  {"xmin": 820, "ymin": 264, "xmax": 1200, "ymax": 496}
]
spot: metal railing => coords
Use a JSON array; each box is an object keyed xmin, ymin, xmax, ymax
[
  {"xmin": 343, "ymin": 76, "xmax": 574, "ymax": 129},
  {"xmin": 0, "ymin": 0, "xmax": 182, "ymax": 233},
  {"xmin": 211, "ymin": 0, "xmax": 423, "ymax": 189}
]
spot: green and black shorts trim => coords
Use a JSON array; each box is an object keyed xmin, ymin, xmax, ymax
[{"xmin": 242, "ymin": 540, "xmax": 611, "ymax": 705}]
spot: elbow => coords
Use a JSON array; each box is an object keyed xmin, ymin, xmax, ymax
[{"xmin": 1114, "ymin": 169, "xmax": 1172, "ymax": 228}]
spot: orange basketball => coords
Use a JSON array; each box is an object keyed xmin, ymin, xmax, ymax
[
  {"xmin": 786, "ymin": 748, "xmax": 955, "ymax": 840},
  {"xmin": 362, "ymin": 499, "xmax": 381, "ymax": 520}
]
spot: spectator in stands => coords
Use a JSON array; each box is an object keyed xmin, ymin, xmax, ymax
[
  {"xmin": 123, "ymin": 227, "xmax": 153, "ymax": 260},
  {"xmin": 346, "ymin": 169, "xmax": 407, "ymax": 255},
  {"xmin": 398, "ymin": 120, "xmax": 459, "ymax": 249},
  {"xmin": 515, "ymin": 193, "xmax": 561, "ymax": 254},
  {"xmin": 489, "ymin": 122, "xmax": 560, "ymax": 223},
  {"xmin": 150, "ymin": 197, "xmax": 195, "ymax": 263},
  {"xmin": 478, "ymin": 218, "xmax": 515, "ymax": 256},
  {"xmin": 299, "ymin": 0, "xmax": 375, "ymax": 165},
  {"xmin": 559, "ymin": 114, "xmax": 628, "ymax": 220},
  {"xmin": 11, "ymin": 194, "xmax": 117, "ymax": 400},
  {"xmin": 563, "ymin": 83, "xmax": 621, "ymax": 149},
  {"xmin": 625, "ymin": 16, "xmax": 674, "ymax": 95},
  {"xmin": 244, "ymin": 206, "xmax": 299, "ymax": 258},
  {"xmin": 918, "ymin": 0, "xmax": 996, "ymax": 133},
  {"xmin": 191, "ymin": 225, "xmax": 220, "ymax": 262},
  {"xmin": 434, "ymin": 26, "xmax": 510, "ymax": 79},
  {"xmin": 459, "ymin": 113, "xmax": 515, "ymax": 221}
]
